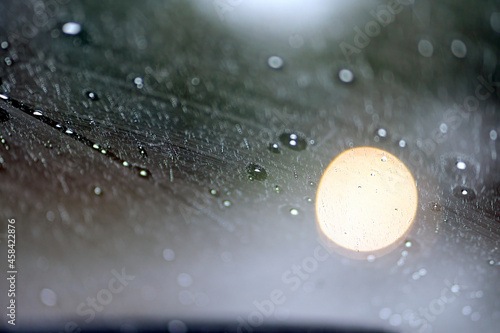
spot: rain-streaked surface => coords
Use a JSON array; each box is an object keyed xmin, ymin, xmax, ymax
[{"xmin": 0, "ymin": 0, "xmax": 499, "ymax": 332}]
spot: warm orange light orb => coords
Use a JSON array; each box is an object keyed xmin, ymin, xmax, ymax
[{"xmin": 316, "ymin": 147, "xmax": 418, "ymax": 254}]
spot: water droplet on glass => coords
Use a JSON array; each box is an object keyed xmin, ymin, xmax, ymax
[
  {"xmin": 62, "ymin": 22, "xmax": 81, "ymax": 35},
  {"xmin": 306, "ymin": 197, "xmax": 313, "ymax": 203},
  {"xmin": 65, "ymin": 129, "xmax": 74, "ymax": 134},
  {"xmin": 456, "ymin": 161, "xmax": 466, "ymax": 170},
  {"xmin": 450, "ymin": 39, "xmax": 467, "ymax": 58},
  {"xmin": 86, "ymin": 91, "xmax": 99, "ymax": 100},
  {"xmin": 0, "ymin": 41, "xmax": 9, "ymax": 50},
  {"xmin": 488, "ymin": 259, "xmax": 495, "ymax": 265},
  {"xmin": 490, "ymin": 130, "xmax": 498, "ymax": 141},
  {"xmin": 40, "ymin": 288, "xmax": 57, "ymax": 307},
  {"xmin": 190, "ymin": 77, "xmax": 200, "ymax": 86},
  {"xmin": 398, "ymin": 139, "xmax": 406, "ymax": 148},
  {"xmin": 405, "ymin": 241, "xmax": 412, "ymax": 248},
  {"xmin": 168, "ymin": 319, "xmax": 187, "ymax": 333},
  {"xmin": 177, "ymin": 273, "xmax": 193, "ymax": 287},
  {"xmin": 381, "ymin": 156, "xmax": 387, "ymax": 162},
  {"xmin": 93, "ymin": 187, "xmax": 102, "ymax": 195},
  {"xmin": 268, "ymin": 142, "xmax": 280, "ymax": 154},
  {"xmin": 279, "ymin": 132, "xmax": 307, "ymax": 151},
  {"xmin": 290, "ymin": 208, "xmax": 299, "ymax": 216},
  {"xmin": 246, "ymin": 163, "xmax": 267, "ymax": 181},
  {"xmin": 453, "ymin": 186, "xmax": 476, "ymax": 200},
  {"xmin": 417, "ymin": 39, "xmax": 434, "ymax": 57},
  {"xmin": 379, "ymin": 308, "xmax": 392, "ymax": 320},
  {"xmin": 430, "ymin": 202, "xmax": 441, "ymax": 212},
  {"xmin": 134, "ymin": 77, "xmax": 144, "ymax": 89},
  {"xmin": 377, "ymin": 128, "xmax": 387, "ymax": 138},
  {"xmin": 123, "ymin": 161, "xmax": 130, "ymax": 167},
  {"xmin": 163, "ymin": 249, "xmax": 175, "ymax": 261},
  {"xmin": 439, "ymin": 123, "xmax": 448, "ymax": 133},
  {"xmin": 451, "ymin": 284, "xmax": 460, "ymax": 293},
  {"xmin": 367, "ymin": 255, "xmax": 375, "ymax": 262},
  {"xmin": 267, "ymin": 56, "xmax": 284, "ymax": 69},
  {"xmin": 4, "ymin": 57, "xmax": 13, "ymax": 66},
  {"xmin": 338, "ymin": 69, "xmax": 354, "ymax": 83},
  {"xmin": 222, "ymin": 200, "xmax": 231, "ymax": 207},
  {"xmin": 33, "ymin": 110, "xmax": 43, "ymax": 116},
  {"xmin": 209, "ymin": 189, "xmax": 218, "ymax": 196},
  {"xmin": 139, "ymin": 169, "xmax": 148, "ymax": 177},
  {"xmin": 274, "ymin": 185, "xmax": 281, "ymax": 193}
]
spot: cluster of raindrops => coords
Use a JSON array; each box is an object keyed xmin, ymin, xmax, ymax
[
  {"xmin": 134, "ymin": 77, "xmax": 144, "ymax": 89},
  {"xmin": 411, "ymin": 268, "xmax": 427, "ymax": 280},
  {"xmin": 278, "ymin": 132, "xmax": 307, "ymax": 151}
]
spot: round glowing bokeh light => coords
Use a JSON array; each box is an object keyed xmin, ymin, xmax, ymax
[{"xmin": 316, "ymin": 147, "xmax": 418, "ymax": 254}]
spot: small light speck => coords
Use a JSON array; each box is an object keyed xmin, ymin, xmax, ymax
[
  {"xmin": 223, "ymin": 200, "xmax": 231, "ymax": 207},
  {"xmin": 93, "ymin": 187, "xmax": 102, "ymax": 195},
  {"xmin": 267, "ymin": 56, "xmax": 284, "ymax": 69},
  {"xmin": 33, "ymin": 110, "xmax": 43, "ymax": 116},
  {"xmin": 62, "ymin": 22, "xmax": 81, "ymax": 35},
  {"xmin": 290, "ymin": 208, "xmax": 299, "ymax": 216},
  {"xmin": 490, "ymin": 130, "xmax": 498, "ymax": 140},
  {"xmin": 134, "ymin": 77, "xmax": 144, "ymax": 89},
  {"xmin": 377, "ymin": 128, "xmax": 387, "ymax": 138},
  {"xmin": 381, "ymin": 156, "xmax": 387, "ymax": 162},
  {"xmin": 65, "ymin": 129, "xmax": 74, "ymax": 134},
  {"xmin": 139, "ymin": 170, "xmax": 148, "ymax": 177},
  {"xmin": 461, "ymin": 189, "xmax": 468, "ymax": 196},
  {"xmin": 162, "ymin": 249, "xmax": 175, "ymax": 261},
  {"xmin": 405, "ymin": 241, "xmax": 412, "ymax": 248},
  {"xmin": 0, "ymin": 94, "xmax": 8, "ymax": 100},
  {"xmin": 398, "ymin": 139, "xmax": 406, "ymax": 148},
  {"xmin": 92, "ymin": 144, "xmax": 100, "ymax": 149},
  {"xmin": 338, "ymin": 69, "xmax": 354, "ymax": 83},
  {"xmin": 451, "ymin": 284, "xmax": 460, "ymax": 293},
  {"xmin": 367, "ymin": 255, "xmax": 375, "ymax": 262},
  {"xmin": 419, "ymin": 268, "xmax": 427, "ymax": 276},
  {"xmin": 210, "ymin": 189, "xmax": 218, "ymax": 196},
  {"xmin": 40, "ymin": 288, "xmax": 57, "ymax": 307},
  {"xmin": 123, "ymin": 161, "xmax": 130, "ymax": 167}
]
